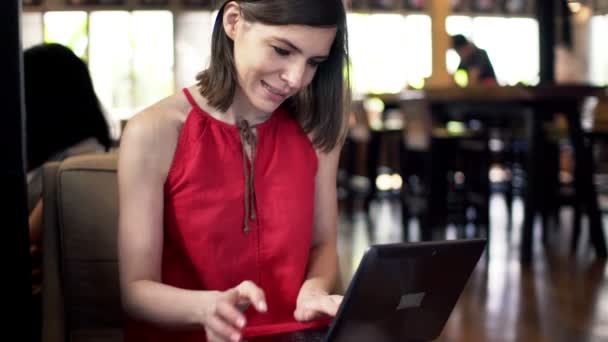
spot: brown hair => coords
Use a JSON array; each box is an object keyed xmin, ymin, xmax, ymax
[{"xmin": 196, "ymin": 0, "xmax": 350, "ymax": 152}]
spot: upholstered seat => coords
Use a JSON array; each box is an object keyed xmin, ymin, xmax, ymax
[{"xmin": 42, "ymin": 152, "xmax": 123, "ymax": 342}]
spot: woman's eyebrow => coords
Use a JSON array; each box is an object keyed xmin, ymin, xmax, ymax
[{"xmin": 272, "ymin": 37, "xmax": 329, "ymax": 59}]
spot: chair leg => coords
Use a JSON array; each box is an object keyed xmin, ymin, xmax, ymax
[
  {"xmin": 401, "ymin": 195, "xmax": 410, "ymax": 241},
  {"xmin": 570, "ymin": 204, "xmax": 582, "ymax": 255},
  {"xmin": 505, "ymin": 187, "xmax": 513, "ymax": 231}
]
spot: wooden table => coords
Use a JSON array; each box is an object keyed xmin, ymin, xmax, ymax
[{"xmin": 379, "ymin": 85, "xmax": 608, "ymax": 263}]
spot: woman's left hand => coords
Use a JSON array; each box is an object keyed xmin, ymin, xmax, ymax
[{"xmin": 294, "ymin": 292, "xmax": 343, "ymax": 322}]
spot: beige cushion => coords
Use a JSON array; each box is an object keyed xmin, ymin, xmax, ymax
[{"xmin": 42, "ymin": 153, "xmax": 124, "ymax": 342}]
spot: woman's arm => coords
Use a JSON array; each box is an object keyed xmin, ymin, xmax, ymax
[
  {"xmin": 118, "ymin": 108, "xmax": 209, "ymax": 328},
  {"xmin": 29, "ymin": 199, "xmax": 43, "ymax": 248},
  {"xmin": 294, "ymin": 144, "xmax": 344, "ymax": 321},
  {"xmin": 118, "ymin": 105, "xmax": 266, "ymax": 340}
]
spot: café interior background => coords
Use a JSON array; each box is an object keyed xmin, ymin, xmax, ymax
[{"xmin": 20, "ymin": 0, "xmax": 608, "ymax": 140}]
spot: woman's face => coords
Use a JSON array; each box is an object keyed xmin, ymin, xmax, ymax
[{"xmin": 225, "ymin": 6, "xmax": 337, "ymax": 114}]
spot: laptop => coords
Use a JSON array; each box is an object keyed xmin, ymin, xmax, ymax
[{"xmin": 251, "ymin": 238, "xmax": 486, "ymax": 342}]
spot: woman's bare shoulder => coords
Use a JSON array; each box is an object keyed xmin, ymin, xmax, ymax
[{"xmin": 118, "ymin": 92, "xmax": 192, "ymax": 178}]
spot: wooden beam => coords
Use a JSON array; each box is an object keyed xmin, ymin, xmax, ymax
[{"xmin": 428, "ymin": 0, "xmax": 453, "ymax": 88}]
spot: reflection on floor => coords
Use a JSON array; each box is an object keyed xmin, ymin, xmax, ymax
[{"xmin": 337, "ymin": 194, "xmax": 608, "ymax": 342}]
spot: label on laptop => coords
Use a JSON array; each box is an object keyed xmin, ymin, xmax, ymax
[{"xmin": 396, "ymin": 292, "xmax": 426, "ymax": 310}]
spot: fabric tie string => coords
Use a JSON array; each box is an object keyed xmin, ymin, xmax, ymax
[{"xmin": 237, "ymin": 119, "xmax": 257, "ymax": 234}]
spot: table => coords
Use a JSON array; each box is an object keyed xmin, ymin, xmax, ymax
[{"xmin": 379, "ymin": 85, "xmax": 608, "ymax": 263}]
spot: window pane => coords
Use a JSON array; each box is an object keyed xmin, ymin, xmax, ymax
[
  {"xmin": 347, "ymin": 13, "xmax": 410, "ymax": 96},
  {"xmin": 175, "ymin": 11, "xmax": 215, "ymax": 89},
  {"xmin": 403, "ymin": 15, "xmax": 432, "ymax": 86},
  {"xmin": 88, "ymin": 11, "xmax": 132, "ymax": 128},
  {"xmin": 22, "ymin": 12, "xmax": 44, "ymax": 50},
  {"xmin": 446, "ymin": 16, "xmax": 538, "ymax": 85},
  {"xmin": 445, "ymin": 16, "xmax": 473, "ymax": 74},
  {"xmin": 132, "ymin": 11, "xmax": 175, "ymax": 111},
  {"xmin": 43, "ymin": 11, "xmax": 88, "ymax": 59},
  {"xmin": 590, "ymin": 15, "xmax": 608, "ymax": 86},
  {"xmin": 446, "ymin": 15, "xmax": 473, "ymax": 37},
  {"xmin": 472, "ymin": 16, "xmax": 539, "ymax": 86}
]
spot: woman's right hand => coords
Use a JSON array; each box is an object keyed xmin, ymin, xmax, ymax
[{"xmin": 202, "ymin": 280, "xmax": 267, "ymax": 342}]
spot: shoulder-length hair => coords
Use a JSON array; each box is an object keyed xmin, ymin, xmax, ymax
[
  {"xmin": 196, "ymin": 0, "xmax": 350, "ymax": 152},
  {"xmin": 24, "ymin": 43, "xmax": 112, "ymax": 171}
]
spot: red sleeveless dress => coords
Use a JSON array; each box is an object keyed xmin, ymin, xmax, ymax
[{"xmin": 125, "ymin": 88, "xmax": 331, "ymax": 341}]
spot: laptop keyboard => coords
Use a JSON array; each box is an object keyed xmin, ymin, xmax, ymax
[{"xmin": 246, "ymin": 328, "xmax": 327, "ymax": 342}]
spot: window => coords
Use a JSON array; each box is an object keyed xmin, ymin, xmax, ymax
[
  {"xmin": 446, "ymin": 15, "xmax": 539, "ymax": 86},
  {"xmin": 21, "ymin": 12, "xmax": 44, "ymax": 49},
  {"xmin": 347, "ymin": 13, "xmax": 431, "ymax": 97},
  {"xmin": 24, "ymin": 7, "xmax": 545, "ymax": 127},
  {"xmin": 33, "ymin": 10, "xmax": 176, "ymax": 137},
  {"xmin": 88, "ymin": 11, "xmax": 132, "ymax": 126},
  {"xmin": 43, "ymin": 11, "xmax": 88, "ymax": 59},
  {"xmin": 590, "ymin": 15, "xmax": 608, "ymax": 86},
  {"xmin": 445, "ymin": 15, "xmax": 473, "ymax": 75},
  {"xmin": 131, "ymin": 11, "xmax": 174, "ymax": 113},
  {"xmin": 175, "ymin": 11, "xmax": 216, "ymax": 89}
]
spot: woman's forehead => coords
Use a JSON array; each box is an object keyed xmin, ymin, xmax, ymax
[{"xmin": 249, "ymin": 23, "xmax": 337, "ymax": 54}]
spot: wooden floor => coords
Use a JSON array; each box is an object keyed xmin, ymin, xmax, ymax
[{"xmin": 337, "ymin": 195, "xmax": 608, "ymax": 342}]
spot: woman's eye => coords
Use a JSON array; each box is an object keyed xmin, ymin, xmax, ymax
[
  {"xmin": 308, "ymin": 60, "xmax": 321, "ymax": 67},
  {"xmin": 273, "ymin": 46, "xmax": 290, "ymax": 56}
]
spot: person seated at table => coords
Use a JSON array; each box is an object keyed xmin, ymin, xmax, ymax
[
  {"xmin": 24, "ymin": 43, "xmax": 112, "ymax": 282},
  {"xmin": 451, "ymin": 34, "xmax": 497, "ymax": 86},
  {"xmin": 117, "ymin": 0, "xmax": 349, "ymax": 341}
]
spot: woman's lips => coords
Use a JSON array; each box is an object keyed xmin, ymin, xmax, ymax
[{"xmin": 262, "ymin": 81, "xmax": 288, "ymax": 102}]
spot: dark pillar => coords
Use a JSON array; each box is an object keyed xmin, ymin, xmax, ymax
[
  {"xmin": 537, "ymin": 0, "xmax": 556, "ymax": 83},
  {"xmin": 1, "ymin": 0, "xmax": 33, "ymax": 338}
]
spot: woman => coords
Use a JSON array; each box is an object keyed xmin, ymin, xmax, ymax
[{"xmin": 118, "ymin": 1, "xmax": 350, "ymax": 341}]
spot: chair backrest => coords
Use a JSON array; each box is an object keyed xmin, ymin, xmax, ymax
[{"xmin": 42, "ymin": 153, "xmax": 123, "ymax": 342}]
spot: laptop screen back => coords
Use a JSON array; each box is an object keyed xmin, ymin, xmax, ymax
[{"xmin": 325, "ymin": 239, "xmax": 486, "ymax": 342}]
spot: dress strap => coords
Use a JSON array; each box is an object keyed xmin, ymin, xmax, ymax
[{"xmin": 182, "ymin": 88, "xmax": 198, "ymax": 108}]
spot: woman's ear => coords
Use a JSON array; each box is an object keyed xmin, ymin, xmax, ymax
[{"xmin": 222, "ymin": 1, "xmax": 242, "ymax": 40}]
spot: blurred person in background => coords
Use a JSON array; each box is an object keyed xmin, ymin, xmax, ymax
[
  {"xmin": 451, "ymin": 34, "xmax": 497, "ymax": 86},
  {"xmin": 24, "ymin": 43, "xmax": 112, "ymax": 288}
]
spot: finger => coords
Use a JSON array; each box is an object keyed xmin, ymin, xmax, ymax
[
  {"xmin": 294, "ymin": 298, "xmax": 317, "ymax": 322},
  {"xmin": 318, "ymin": 295, "xmax": 342, "ymax": 317},
  {"xmin": 217, "ymin": 300, "xmax": 247, "ymax": 329},
  {"xmin": 206, "ymin": 329, "xmax": 225, "ymax": 342},
  {"xmin": 329, "ymin": 295, "xmax": 344, "ymax": 309},
  {"xmin": 295, "ymin": 295, "xmax": 343, "ymax": 321},
  {"xmin": 206, "ymin": 329, "xmax": 229, "ymax": 342},
  {"xmin": 207, "ymin": 328, "xmax": 239, "ymax": 342},
  {"xmin": 312, "ymin": 295, "xmax": 343, "ymax": 317},
  {"xmin": 236, "ymin": 281, "xmax": 267, "ymax": 312},
  {"xmin": 207, "ymin": 315, "xmax": 242, "ymax": 342},
  {"xmin": 223, "ymin": 288, "xmax": 255, "ymax": 314},
  {"xmin": 294, "ymin": 307, "xmax": 313, "ymax": 322},
  {"xmin": 294, "ymin": 306, "xmax": 324, "ymax": 322}
]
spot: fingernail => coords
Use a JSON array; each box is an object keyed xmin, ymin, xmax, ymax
[
  {"xmin": 258, "ymin": 301, "xmax": 267, "ymax": 312},
  {"xmin": 238, "ymin": 317, "xmax": 246, "ymax": 328},
  {"xmin": 232, "ymin": 333, "xmax": 241, "ymax": 342}
]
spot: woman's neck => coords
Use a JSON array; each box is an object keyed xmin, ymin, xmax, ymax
[
  {"xmin": 224, "ymin": 105, "xmax": 272, "ymax": 126},
  {"xmin": 190, "ymin": 85, "xmax": 273, "ymax": 126},
  {"xmin": 226, "ymin": 89, "xmax": 273, "ymax": 126}
]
